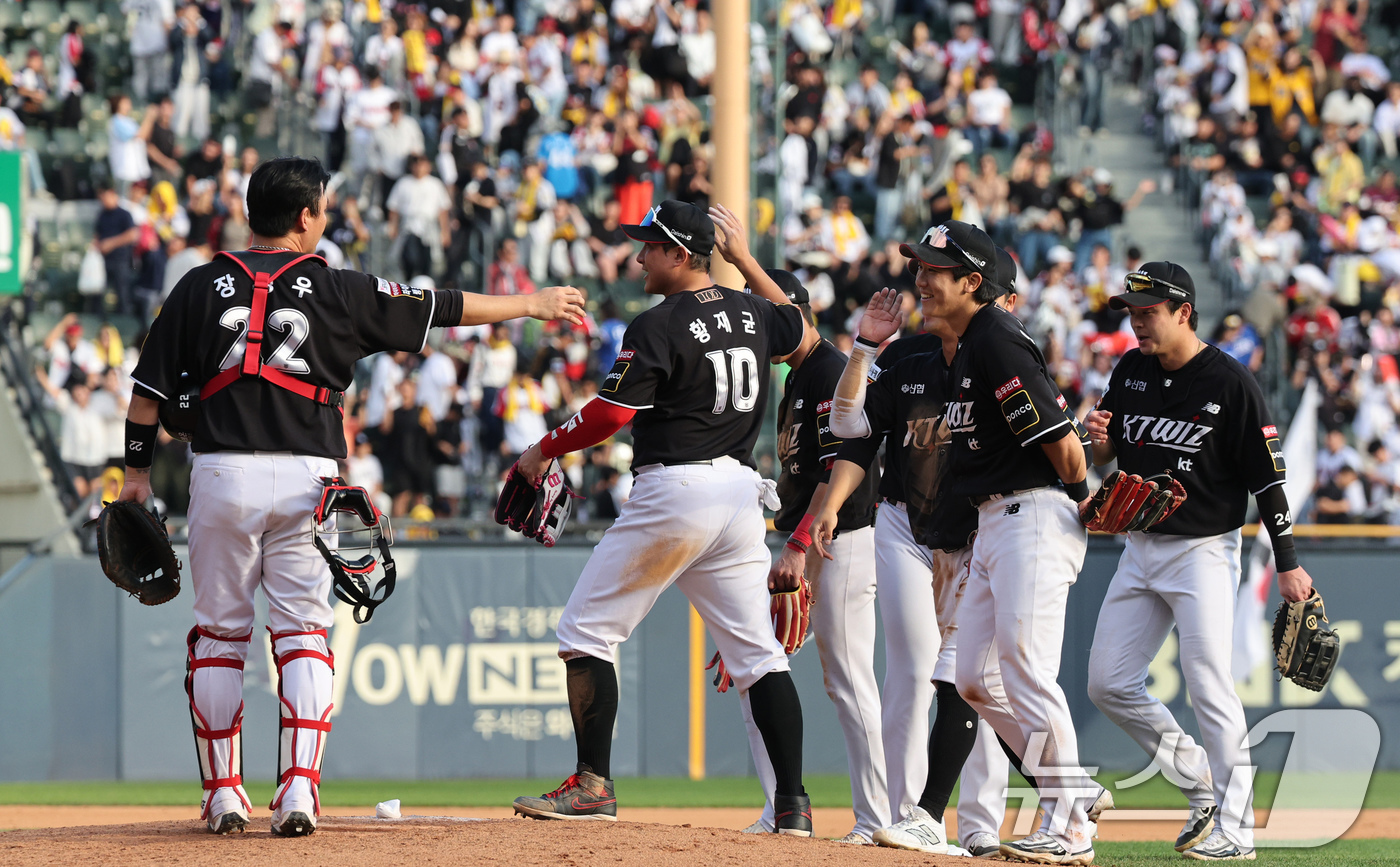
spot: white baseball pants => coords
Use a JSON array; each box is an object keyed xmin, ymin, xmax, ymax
[
  {"xmin": 1087, "ymin": 530, "xmax": 1255, "ymax": 849},
  {"xmin": 556, "ymin": 457, "xmax": 789, "ymax": 691},
  {"xmin": 956, "ymin": 487, "xmax": 1095, "ymax": 849}
]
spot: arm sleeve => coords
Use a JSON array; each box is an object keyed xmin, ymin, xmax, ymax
[
  {"xmin": 829, "ymin": 340, "xmax": 878, "ymax": 439},
  {"xmin": 348, "ymin": 271, "xmax": 436, "ymax": 354},
  {"xmin": 1256, "ymin": 483, "xmax": 1299, "ymax": 572},
  {"xmin": 539, "ymin": 398, "xmax": 636, "ymax": 459},
  {"xmin": 596, "ymin": 311, "xmax": 672, "ymax": 410},
  {"xmin": 976, "ymin": 336, "xmax": 1074, "ymax": 447}
]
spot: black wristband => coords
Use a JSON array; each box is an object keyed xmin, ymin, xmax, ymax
[
  {"xmin": 1257, "ymin": 483, "xmax": 1299, "ymax": 572},
  {"xmin": 125, "ymin": 421, "xmax": 159, "ymax": 469},
  {"xmin": 854, "ymin": 335, "xmax": 880, "ymax": 349},
  {"xmin": 1064, "ymin": 479, "xmax": 1090, "ymax": 502},
  {"xmin": 431, "ymin": 289, "xmax": 464, "ymax": 327}
]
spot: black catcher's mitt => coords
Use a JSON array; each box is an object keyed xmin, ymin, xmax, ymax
[
  {"xmin": 494, "ymin": 459, "xmax": 582, "ymax": 547},
  {"xmin": 1272, "ymin": 589, "xmax": 1340, "ymax": 692},
  {"xmin": 94, "ymin": 500, "xmax": 181, "ymax": 605}
]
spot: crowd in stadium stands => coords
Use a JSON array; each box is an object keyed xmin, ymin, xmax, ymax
[
  {"xmin": 1133, "ymin": 0, "xmax": 1400, "ymax": 522},
  {"xmin": 7, "ymin": 0, "xmax": 1399, "ymax": 523}
]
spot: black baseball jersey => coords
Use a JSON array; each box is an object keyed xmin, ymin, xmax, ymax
[
  {"xmin": 599, "ymin": 286, "xmax": 804, "ymax": 469},
  {"xmin": 131, "ymin": 250, "xmax": 434, "ymax": 459},
  {"xmin": 857, "ymin": 332, "xmax": 941, "ymax": 504},
  {"xmin": 774, "ymin": 340, "xmax": 879, "ymax": 533},
  {"xmin": 1097, "ymin": 345, "xmax": 1287, "ymax": 536},
  {"xmin": 947, "ymin": 304, "xmax": 1082, "ymax": 497}
]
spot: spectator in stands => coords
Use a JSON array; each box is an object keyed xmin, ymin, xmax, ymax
[
  {"xmin": 107, "ymin": 97, "xmax": 153, "ymax": 194},
  {"xmin": 494, "ymin": 360, "xmax": 550, "ymax": 460},
  {"xmin": 169, "ymin": 1, "xmax": 211, "ymax": 141},
  {"xmin": 1320, "ymin": 76, "xmax": 1378, "ymax": 167},
  {"xmin": 375, "ymin": 100, "xmax": 427, "ymax": 206},
  {"xmin": 93, "ymin": 184, "xmax": 140, "ymax": 315},
  {"xmin": 467, "ymin": 323, "xmax": 517, "ymax": 462},
  {"xmin": 1318, "ymin": 428, "xmax": 1365, "ymax": 485},
  {"xmin": 1315, "ymin": 464, "xmax": 1367, "ymax": 523},
  {"xmin": 1070, "ymin": 170, "xmax": 1155, "ymax": 272},
  {"xmin": 11, "ymin": 49, "xmax": 52, "ymax": 134},
  {"xmin": 417, "ymin": 338, "xmax": 460, "ymax": 424},
  {"xmin": 1212, "ymin": 313, "xmax": 1266, "ymax": 373},
  {"xmin": 346, "ymin": 433, "xmax": 390, "ymax": 517},
  {"xmin": 1011, "ymin": 157, "xmax": 1065, "ymax": 277},
  {"xmin": 125, "ymin": 0, "xmax": 175, "ymax": 102},
  {"xmin": 43, "ymin": 315, "xmax": 101, "ymax": 389},
  {"xmin": 35, "ymin": 366, "xmax": 111, "ymax": 499},
  {"xmin": 381, "ymin": 378, "xmax": 438, "ymax": 517},
  {"xmin": 873, "ymin": 113, "xmax": 917, "ymax": 242},
  {"xmin": 964, "ymin": 70, "xmax": 1014, "ymax": 153},
  {"xmin": 1074, "ymin": 0, "xmax": 1120, "ymax": 135},
  {"xmin": 386, "ymin": 154, "xmax": 452, "ymax": 280},
  {"xmin": 585, "ymin": 199, "xmax": 637, "ymax": 286}
]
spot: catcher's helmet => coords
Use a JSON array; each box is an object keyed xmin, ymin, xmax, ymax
[
  {"xmin": 159, "ymin": 371, "xmax": 199, "ymax": 442},
  {"xmin": 312, "ymin": 478, "xmax": 396, "ymax": 624}
]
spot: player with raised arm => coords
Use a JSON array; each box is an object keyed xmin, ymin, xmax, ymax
[
  {"xmin": 1083, "ymin": 262, "xmax": 1317, "ymax": 861},
  {"xmin": 119, "ymin": 156, "xmax": 584, "ymax": 837},
  {"xmin": 507, "ymin": 201, "xmax": 814, "ymax": 835}
]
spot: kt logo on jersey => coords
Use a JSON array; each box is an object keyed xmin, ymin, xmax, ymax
[{"xmin": 1119, "ymin": 414, "xmax": 1215, "ymax": 453}]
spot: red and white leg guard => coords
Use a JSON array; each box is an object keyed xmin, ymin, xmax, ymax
[
  {"xmin": 268, "ymin": 629, "xmax": 335, "ymax": 817},
  {"xmin": 185, "ymin": 626, "xmax": 254, "ymax": 820}
]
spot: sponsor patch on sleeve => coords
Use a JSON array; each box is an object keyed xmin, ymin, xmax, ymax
[
  {"xmin": 1262, "ymin": 425, "xmax": 1278, "ymax": 438},
  {"xmin": 994, "ymin": 376, "xmax": 1023, "ymax": 401},
  {"xmin": 867, "ymin": 363, "xmax": 883, "ymax": 383},
  {"xmin": 1265, "ymin": 436, "xmax": 1285, "ymax": 473},
  {"xmin": 1000, "ymin": 389, "xmax": 1040, "ymax": 435},
  {"xmin": 1056, "ymin": 393, "xmax": 1068, "ymax": 410},
  {"xmin": 618, "ymin": 349, "xmax": 636, "ymax": 360},
  {"xmin": 601, "ymin": 362, "xmax": 628, "ymax": 393},
  {"xmin": 376, "ymin": 277, "xmax": 424, "ymax": 300},
  {"xmin": 817, "ymin": 411, "xmax": 840, "ymax": 450}
]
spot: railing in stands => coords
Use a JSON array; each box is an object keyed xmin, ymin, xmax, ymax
[{"xmin": 0, "ymin": 302, "xmax": 81, "ymax": 514}]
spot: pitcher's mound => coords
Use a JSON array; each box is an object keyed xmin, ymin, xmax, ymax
[{"xmin": 0, "ymin": 816, "xmax": 976, "ymax": 867}]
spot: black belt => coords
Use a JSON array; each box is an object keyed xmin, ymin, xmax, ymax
[
  {"xmin": 631, "ymin": 459, "xmax": 720, "ymax": 478},
  {"xmin": 882, "ymin": 497, "xmax": 906, "ymax": 508}
]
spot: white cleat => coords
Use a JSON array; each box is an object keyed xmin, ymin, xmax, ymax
[
  {"xmin": 834, "ymin": 830, "xmax": 872, "ymax": 845},
  {"xmin": 1000, "ymin": 830, "xmax": 1095, "ymax": 865},
  {"xmin": 204, "ymin": 788, "xmax": 249, "ymax": 835},
  {"xmin": 1175, "ymin": 805, "xmax": 1218, "ymax": 852},
  {"xmin": 1182, "ymin": 829, "xmax": 1255, "ymax": 861},
  {"xmin": 1087, "ymin": 787, "xmax": 1114, "ymax": 823},
  {"xmin": 271, "ymin": 809, "xmax": 317, "ymax": 837},
  {"xmin": 871, "ymin": 805, "xmax": 947, "ymax": 854},
  {"xmin": 963, "ymin": 831, "xmax": 1002, "ymax": 858},
  {"xmin": 741, "ymin": 819, "xmax": 772, "ymax": 834}
]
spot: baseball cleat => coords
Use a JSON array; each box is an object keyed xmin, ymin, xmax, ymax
[
  {"xmin": 207, "ymin": 809, "xmax": 248, "ymax": 835},
  {"xmin": 270, "ymin": 810, "xmax": 317, "ymax": 837},
  {"xmin": 1000, "ymin": 830, "xmax": 1095, "ymax": 865},
  {"xmin": 513, "ymin": 765, "xmax": 618, "ymax": 821},
  {"xmin": 1087, "ymin": 786, "xmax": 1115, "ymax": 823},
  {"xmin": 834, "ymin": 830, "xmax": 872, "ymax": 845},
  {"xmin": 963, "ymin": 831, "xmax": 1002, "ymax": 858},
  {"xmin": 1182, "ymin": 829, "xmax": 1255, "ymax": 861},
  {"xmin": 872, "ymin": 805, "xmax": 947, "ymax": 854},
  {"xmin": 741, "ymin": 819, "xmax": 773, "ymax": 834},
  {"xmin": 773, "ymin": 793, "xmax": 813, "ymax": 837},
  {"xmin": 204, "ymin": 788, "xmax": 249, "ymax": 835},
  {"xmin": 1175, "ymin": 805, "xmax": 1219, "ymax": 852}
]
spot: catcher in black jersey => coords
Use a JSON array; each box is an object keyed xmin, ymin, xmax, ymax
[
  {"xmin": 1083, "ymin": 262, "xmax": 1316, "ymax": 860},
  {"xmin": 117, "ymin": 157, "xmax": 584, "ymax": 838}
]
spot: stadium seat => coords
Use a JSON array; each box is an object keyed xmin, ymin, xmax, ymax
[{"xmin": 23, "ymin": 1, "xmax": 63, "ymax": 29}]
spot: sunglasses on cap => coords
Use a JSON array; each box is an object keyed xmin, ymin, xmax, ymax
[
  {"xmin": 908, "ymin": 225, "xmax": 977, "ymax": 275},
  {"xmin": 1123, "ymin": 272, "xmax": 1191, "ymax": 302},
  {"xmin": 639, "ymin": 206, "xmax": 692, "ymax": 254}
]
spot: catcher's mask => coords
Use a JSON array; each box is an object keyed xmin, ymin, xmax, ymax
[{"xmin": 312, "ymin": 478, "xmax": 396, "ymax": 624}]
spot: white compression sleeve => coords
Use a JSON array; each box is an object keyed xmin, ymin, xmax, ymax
[{"xmin": 830, "ymin": 340, "xmax": 877, "ymax": 440}]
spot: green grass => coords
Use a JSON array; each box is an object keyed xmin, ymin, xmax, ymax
[
  {"xmin": 1093, "ymin": 840, "xmax": 1394, "ymax": 866},
  {"xmin": 2, "ymin": 772, "xmax": 1399, "ymax": 810}
]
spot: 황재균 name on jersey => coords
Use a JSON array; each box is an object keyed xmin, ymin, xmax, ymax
[{"xmin": 1120, "ymin": 414, "xmax": 1215, "ymax": 453}]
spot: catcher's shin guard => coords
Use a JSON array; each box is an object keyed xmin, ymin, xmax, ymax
[
  {"xmin": 185, "ymin": 626, "xmax": 254, "ymax": 820},
  {"xmin": 268, "ymin": 629, "xmax": 335, "ymax": 820}
]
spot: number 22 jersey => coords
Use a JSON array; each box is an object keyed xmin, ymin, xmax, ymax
[
  {"xmin": 131, "ymin": 250, "xmax": 436, "ymax": 458},
  {"xmin": 598, "ymin": 286, "xmax": 804, "ymax": 469}
]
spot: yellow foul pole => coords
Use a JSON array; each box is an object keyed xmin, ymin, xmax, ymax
[{"xmin": 710, "ymin": 0, "xmax": 751, "ymax": 290}]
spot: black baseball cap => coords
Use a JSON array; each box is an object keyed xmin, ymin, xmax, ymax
[
  {"xmin": 900, "ymin": 221, "xmax": 997, "ymax": 281},
  {"xmin": 622, "ymin": 200, "xmax": 715, "ymax": 257},
  {"xmin": 1110, "ymin": 261, "xmax": 1196, "ymax": 309},
  {"xmin": 993, "ymin": 246, "xmax": 1017, "ymax": 297},
  {"xmin": 762, "ymin": 268, "xmax": 809, "ymax": 304}
]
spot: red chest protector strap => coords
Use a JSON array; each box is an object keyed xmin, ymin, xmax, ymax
[{"xmin": 201, "ymin": 251, "xmax": 344, "ymax": 410}]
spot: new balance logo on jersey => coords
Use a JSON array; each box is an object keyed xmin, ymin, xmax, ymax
[
  {"xmin": 1203, "ymin": 402, "xmax": 1222, "ymax": 415},
  {"xmin": 793, "ymin": 399, "xmax": 803, "ymax": 409},
  {"xmin": 1003, "ymin": 503, "xmax": 1021, "ymax": 515},
  {"xmin": 962, "ymin": 378, "xmax": 971, "ymax": 388},
  {"xmin": 1120, "ymin": 414, "xmax": 1215, "ymax": 453}
]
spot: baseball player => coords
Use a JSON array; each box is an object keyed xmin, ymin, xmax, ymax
[
  {"xmin": 119, "ymin": 156, "xmax": 585, "ymax": 837},
  {"xmin": 1084, "ymin": 262, "xmax": 1316, "ymax": 861},
  {"xmin": 820, "ymin": 247, "xmax": 1111, "ymax": 857},
  {"xmin": 702, "ymin": 247, "xmax": 884, "ymax": 841},
  {"xmin": 897, "ymin": 221, "xmax": 1098, "ymax": 865},
  {"xmin": 509, "ymin": 200, "xmax": 815, "ymax": 835}
]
